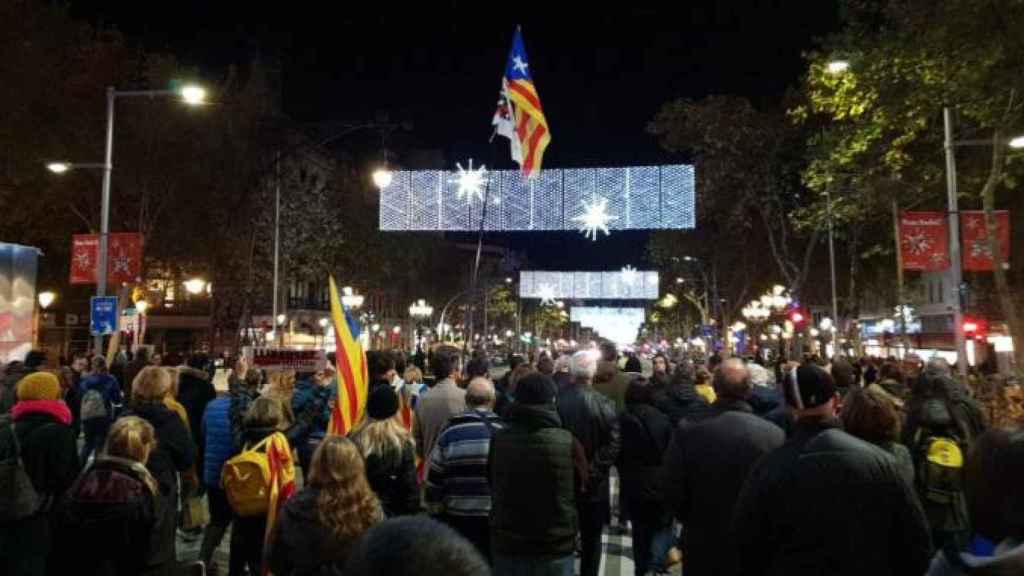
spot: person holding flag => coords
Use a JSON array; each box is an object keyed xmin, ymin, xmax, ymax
[{"xmin": 492, "ymin": 26, "xmax": 551, "ymax": 179}]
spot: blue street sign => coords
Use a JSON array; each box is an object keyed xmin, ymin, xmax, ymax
[{"xmin": 90, "ymin": 296, "xmax": 119, "ymax": 336}]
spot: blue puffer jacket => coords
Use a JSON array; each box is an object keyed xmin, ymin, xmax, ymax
[
  {"xmin": 202, "ymin": 391, "xmax": 254, "ymax": 487},
  {"xmin": 80, "ymin": 373, "xmax": 123, "ymax": 416}
]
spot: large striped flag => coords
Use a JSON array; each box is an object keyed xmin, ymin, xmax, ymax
[
  {"xmin": 492, "ymin": 26, "xmax": 551, "ymax": 179},
  {"xmin": 327, "ymin": 276, "xmax": 369, "ymax": 436}
]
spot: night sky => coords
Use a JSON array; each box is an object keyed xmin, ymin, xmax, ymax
[{"xmin": 69, "ymin": 1, "xmax": 841, "ymax": 270}]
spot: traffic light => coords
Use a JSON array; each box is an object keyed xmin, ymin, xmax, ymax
[
  {"xmin": 962, "ymin": 317, "xmax": 987, "ymax": 341},
  {"xmin": 789, "ymin": 310, "xmax": 806, "ymax": 326}
]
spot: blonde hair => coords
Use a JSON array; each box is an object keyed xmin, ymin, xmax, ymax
[
  {"xmin": 403, "ymin": 366, "xmax": 423, "ymax": 384},
  {"xmin": 105, "ymin": 416, "xmax": 157, "ymax": 464},
  {"xmin": 244, "ymin": 396, "xmax": 288, "ymax": 431},
  {"xmin": 351, "ymin": 414, "xmax": 410, "ymax": 458},
  {"xmin": 309, "ymin": 437, "xmax": 382, "ymax": 540},
  {"xmin": 132, "ymin": 366, "xmax": 172, "ymax": 403}
]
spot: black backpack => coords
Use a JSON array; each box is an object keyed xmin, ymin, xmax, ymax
[
  {"xmin": 0, "ymin": 415, "xmax": 42, "ymax": 521},
  {"xmin": 912, "ymin": 398, "xmax": 971, "ymax": 537}
]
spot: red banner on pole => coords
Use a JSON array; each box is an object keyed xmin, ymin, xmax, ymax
[
  {"xmin": 70, "ymin": 233, "xmax": 144, "ymax": 285},
  {"xmin": 899, "ymin": 211, "xmax": 950, "ymax": 271},
  {"xmin": 961, "ymin": 211, "xmax": 1010, "ymax": 271}
]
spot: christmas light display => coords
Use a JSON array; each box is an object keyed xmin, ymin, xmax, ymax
[
  {"xmin": 519, "ymin": 270, "xmax": 660, "ymax": 301},
  {"xmin": 379, "ymin": 164, "xmax": 695, "ymax": 232}
]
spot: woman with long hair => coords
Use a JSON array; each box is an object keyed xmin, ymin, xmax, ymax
[
  {"xmin": 267, "ymin": 436, "xmax": 383, "ymax": 575},
  {"xmin": 57, "ymin": 416, "xmax": 163, "ymax": 575},
  {"xmin": 349, "ymin": 385, "xmax": 420, "ymax": 517}
]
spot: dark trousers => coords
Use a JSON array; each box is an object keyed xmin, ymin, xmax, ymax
[
  {"xmin": 229, "ymin": 516, "xmax": 267, "ymax": 576},
  {"xmin": 440, "ymin": 514, "xmax": 492, "ymax": 563},
  {"xmin": 628, "ymin": 500, "xmax": 670, "ymax": 576},
  {"xmin": 577, "ymin": 501, "xmax": 607, "ymax": 576},
  {"xmin": 81, "ymin": 418, "xmax": 111, "ymax": 462},
  {"xmin": 199, "ymin": 486, "xmax": 233, "ymax": 566}
]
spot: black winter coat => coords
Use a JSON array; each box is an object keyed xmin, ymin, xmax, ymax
[
  {"xmin": 176, "ymin": 366, "xmax": 216, "ymax": 446},
  {"xmin": 353, "ymin": 436, "xmax": 419, "ymax": 517},
  {"xmin": 652, "ymin": 382, "xmax": 714, "ymax": 427},
  {"xmin": 0, "ymin": 406, "xmax": 79, "ymax": 575},
  {"xmin": 122, "ymin": 402, "xmax": 195, "ymax": 566},
  {"xmin": 660, "ymin": 399, "xmax": 785, "ymax": 576},
  {"xmin": 618, "ymin": 402, "xmax": 672, "ymax": 505},
  {"xmin": 734, "ymin": 417, "xmax": 933, "ymax": 576},
  {"xmin": 557, "ymin": 383, "xmax": 620, "ymax": 504},
  {"xmin": 267, "ymin": 486, "xmax": 382, "ymax": 576}
]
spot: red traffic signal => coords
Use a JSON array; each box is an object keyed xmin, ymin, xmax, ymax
[{"xmin": 962, "ymin": 316, "xmax": 987, "ymax": 340}]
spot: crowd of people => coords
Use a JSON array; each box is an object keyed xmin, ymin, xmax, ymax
[{"xmin": 0, "ymin": 343, "xmax": 1021, "ymax": 576}]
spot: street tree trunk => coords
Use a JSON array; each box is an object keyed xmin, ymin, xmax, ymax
[{"xmin": 981, "ymin": 127, "xmax": 1024, "ymax": 375}]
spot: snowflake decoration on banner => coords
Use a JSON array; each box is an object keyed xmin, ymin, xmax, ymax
[
  {"xmin": 620, "ymin": 265, "xmax": 638, "ymax": 286},
  {"xmin": 572, "ymin": 196, "xmax": 617, "ymax": 241},
  {"xmin": 537, "ymin": 283, "xmax": 557, "ymax": 306},
  {"xmin": 969, "ymin": 239, "xmax": 992, "ymax": 259},
  {"xmin": 902, "ymin": 232, "xmax": 933, "ymax": 256},
  {"xmin": 451, "ymin": 159, "xmax": 488, "ymax": 203},
  {"xmin": 111, "ymin": 255, "xmax": 132, "ymax": 275},
  {"xmin": 74, "ymin": 251, "xmax": 92, "ymax": 270}
]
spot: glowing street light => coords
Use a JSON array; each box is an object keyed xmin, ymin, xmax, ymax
[
  {"xmin": 318, "ymin": 317, "xmax": 329, "ymax": 328},
  {"xmin": 276, "ymin": 313, "xmax": 287, "ymax": 326},
  {"xmin": 134, "ymin": 300, "xmax": 149, "ymax": 315},
  {"xmin": 826, "ymin": 60, "xmax": 850, "ymax": 74},
  {"xmin": 409, "ymin": 299, "xmax": 434, "ymax": 319},
  {"xmin": 179, "ymin": 84, "xmax": 207, "ymax": 105},
  {"xmin": 372, "ymin": 168, "xmax": 394, "ymax": 189},
  {"xmin": 184, "ymin": 277, "xmax": 207, "ymax": 295},
  {"xmin": 46, "ymin": 162, "xmax": 70, "ymax": 174},
  {"xmin": 1010, "ymin": 136, "xmax": 1024, "ymax": 149},
  {"xmin": 341, "ymin": 286, "xmax": 365, "ymax": 310},
  {"xmin": 37, "ymin": 291, "xmax": 56, "ymax": 309}
]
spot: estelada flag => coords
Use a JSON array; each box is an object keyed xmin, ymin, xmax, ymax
[
  {"xmin": 262, "ymin": 431, "xmax": 295, "ymax": 576},
  {"xmin": 491, "ymin": 26, "xmax": 551, "ymax": 179},
  {"xmin": 327, "ymin": 276, "xmax": 369, "ymax": 436},
  {"xmin": 961, "ymin": 210, "xmax": 1011, "ymax": 271},
  {"xmin": 899, "ymin": 212, "xmax": 950, "ymax": 271}
]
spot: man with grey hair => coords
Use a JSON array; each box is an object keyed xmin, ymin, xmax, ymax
[
  {"xmin": 660, "ymin": 357, "xmax": 785, "ymax": 576},
  {"xmin": 557, "ymin": 351, "xmax": 620, "ymax": 576},
  {"xmin": 425, "ymin": 376, "xmax": 502, "ymax": 561}
]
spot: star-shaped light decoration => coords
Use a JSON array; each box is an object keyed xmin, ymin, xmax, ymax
[
  {"xmin": 572, "ymin": 196, "xmax": 617, "ymax": 241},
  {"xmin": 620, "ymin": 265, "xmax": 638, "ymax": 286},
  {"xmin": 537, "ymin": 283, "xmax": 557, "ymax": 306},
  {"xmin": 451, "ymin": 159, "xmax": 488, "ymax": 203}
]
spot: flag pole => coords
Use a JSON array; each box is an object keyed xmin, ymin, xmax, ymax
[{"xmin": 466, "ymin": 144, "xmax": 499, "ymax": 362}]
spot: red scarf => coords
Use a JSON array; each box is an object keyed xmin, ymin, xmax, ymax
[{"xmin": 12, "ymin": 400, "xmax": 72, "ymax": 426}]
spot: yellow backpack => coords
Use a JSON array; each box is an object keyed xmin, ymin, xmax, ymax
[{"xmin": 222, "ymin": 435, "xmax": 274, "ymax": 517}]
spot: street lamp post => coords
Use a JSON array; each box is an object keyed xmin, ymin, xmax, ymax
[{"xmin": 49, "ymin": 84, "xmax": 206, "ymax": 356}]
